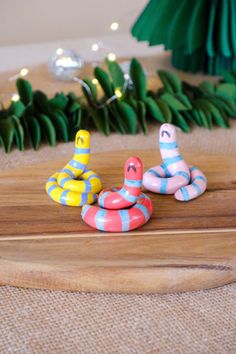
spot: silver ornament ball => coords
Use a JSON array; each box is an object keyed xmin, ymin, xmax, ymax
[{"xmin": 48, "ymin": 48, "xmax": 84, "ymax": 81}]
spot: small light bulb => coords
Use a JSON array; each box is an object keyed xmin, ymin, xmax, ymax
[
  {"xmin": 110, "ymin": 22, "xmax": 119, "ymax": 31},
  {"xmin": 108, "ymin": 52, "xmax": 116, "ymax": 61},
  {"xmin": 92, "ymin": 43, "xmax": 99, "ymax": 51},
  {"xmin": 115, "ymin": 89, "xmax": 122, "ymax": 98},
  {"xmin": 12, "ymin": 93, "xmax": 20, "ymax": 102},
  {"xmin": 56, "ymin": 48, "xmax": 63, "ymax": 55},
  {"xmin": 20, "ymin": 68, "xmax": 29, "ymax": 77},
  {"xmin": 92, "ymin": 78, "xmax": 98, "ymax": 85}
]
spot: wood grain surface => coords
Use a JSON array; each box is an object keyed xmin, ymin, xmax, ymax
[{"xmin": 0, "ymin": 150, "xmax": 235, "ymax": 293}]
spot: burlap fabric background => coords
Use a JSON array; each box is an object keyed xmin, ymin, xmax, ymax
[
  {"xmin": 0, "ymin": 58, "xmax": 236, "ymax": 353},
  {"xmin": 0, "ymin": 284, "xmax": 235, "ymax": 354}
]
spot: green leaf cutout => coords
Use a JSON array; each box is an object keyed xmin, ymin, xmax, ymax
[
  {"xmin": 27, "ymin": 116, "xmax": 41, "ymax": 150},
  {"xmin": 130, "ymin": 58, "xmax": 147, "ymax": 100},
  {"xmin": 156, "ymin": 98, "xmax": 172, "ymax": 122},
  {"xmin": 49, "ymin": 92, "xmax": 69, "ymax": 110},
  {"xmin": 137, "ymin": 100, "xmax": 148, "ymax": 134},
  {"xmin": 16, "ymin": 78, "xmax": 33, "ymax": 105},
  {"xmin": 106, "ymin": 59, "xmax": 125, "ymax": 89},
  {"xmin": 8, "ymin": 101, "xmax": 25, "ymax": 117},
  {"xmin": 12, "ymin": 115, "xmax": 24, "ymax": 150},
  {"xmin": 144, "ymin": 97, "xmax": 165, "ymax": 122},
  {"xmin": 0, "ymin": 117, "xmax": 15, "ymax": 153},
  {"xmin": 172, "ymin": 110, "xmax": 190, "ymax": 132},
  {"xmin": 161, "ymin": 93, "xmax": 190, "ymax": 111},
  {"xmin": 37, "ymin": 114, "xmax": 56, "ymax": 146},
  {"xmin": 50, "ymin": 112, "xmax": 69, "ymax": 142},
  {"xmin": 216, "ymin": 83, "xmax": 236, "ymax": 100},
  {"xmin": 117, "ymin": 101, "xmax": 138, "ymax": 134},
  {"xmin": 90, "ymin": 107, "xmax": 110, "ymax": 136},
  {"xmin": 82, "ymin": 78, "xmax": 98, "ymax": 104},
  {"xmin": 158, "ymin": 70, "xmax": 182, "ymax": 93},
  {"xmin": 94, "ymin": 67, "xmax": 114, "ymax": 97}
]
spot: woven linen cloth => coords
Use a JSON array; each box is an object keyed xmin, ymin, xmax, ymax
[{"xmin": 0, "ymin": 284, "xmax": 235, "ymax": 354}]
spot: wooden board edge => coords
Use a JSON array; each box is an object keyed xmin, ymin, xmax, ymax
[
  {"xmin": 0, "ymin": 258, "xmax": 235, "ymax": 294},
  {"xmin": 1, "ymin": 227, "xmax": 236, "ymax": 241}
]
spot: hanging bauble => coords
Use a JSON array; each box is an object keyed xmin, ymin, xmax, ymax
[{"xmin": 48, "ymin": 48, "xmax": 84, "ymax": 81}]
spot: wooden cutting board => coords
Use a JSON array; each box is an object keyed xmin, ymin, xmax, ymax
[{"xmin": 0, "ymin": 150, "xmax": 236, "ymax": 293}]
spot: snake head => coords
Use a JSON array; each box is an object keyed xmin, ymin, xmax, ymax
[
  {"xmin": 75, "ymin": 130, "xmax": 90, "ymax": 148},
  {"xmin": 125, "ymin": 157, "xmax": 143, "ymax": 181},
  {"xmin": 159, "ymin": 123, "xmax": 177, "ymax": 143}
]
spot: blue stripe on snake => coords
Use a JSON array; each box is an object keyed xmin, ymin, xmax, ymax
[
  {"xmin": 68, "ymin": 159, "xmax": 86, "ymax": 170},
  {"xmin": 74, "ymin": 148, "xmax": 90, "ymax": 154},
  {"xmin": 134, "ymin": 204, "xmax": 150, "ymax": 221},
  {"xmin": 81, "ymin": 205, "xmax": 90, "ymax": 218},
  {"xmin": 47, "ymin": 184, "xmax": 57, "ymax": 195},
  {"xmin": 192, "ymin": 176, "xmax": 206, "ymax": 183},
  {"xmin": 160, "ymin": 179, "xmax": 168, "ymax": 193},
  {"xmin": 124, "ymin": 179, "xmax": 142, "ymax": 188},
  {"xmin": 83, "ymin": 181, "xmax": 91, "ymax": 193},
  {"xmin": 60, "ymin": 177, "xmax": 71, "ymax": 187},
  {"xmin": 95, "ymin": 209, "xmax": 107, "ymax": 231},
  {"xmin": 118, "ymin": 188, "xmax": 137, "ymax": 203},
  {"xmin": 98, "ymin": 191, "xmax": 109, "ymax": 208},
  {"xmin": 118, "ymin": 210, "xmax": 130, "ymax": 231},
  {"xmin": 189, "ymin": 166, "xmax": 198, "ymax": 172},
  {"xmin": 163, "ymin": 155, "xmax": 183, "ymax": 167},
  {"xmin": 61, "ymin": 168, "xmax": 75, "ymax": 178},
  {"xmin": 48, "ymin": 177, "xmax": 57, "ymax": 182},
  {"xmin": 161, "ymin": 164, "xmax": 171, "ymax": 177},
  {"xmin": 192, "ymin": 182, "xmax": 202, "ymax": 195},
  {"xmin": 60, "ymin": 190, "xmax": 69, "ymax": 205},
  {"xmin": 81, "ymin": 193, "xmax": 88, "ymax": 205},
  {"xmin": 175, "ymin": 171, "xmax": 190, "ymax": 182},
  {"xmin": 87, "ymin": 174, "xmax": 99, "ymax": 180},
  {"xmin": 159, "ymin": 142, "xmax": 178, "ymax": 150},
  {"xmin": 149, "ymin": 169, "xmax": 162, "ymax": 177},
  {"xmin": 180, "ymin": 187, "xmax": 189, "ymax": 201}
]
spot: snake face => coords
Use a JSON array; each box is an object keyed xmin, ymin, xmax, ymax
[
  {"xmin": 75, "ymin": 130, "xmax": 90, "ymax": 148},
  {"xmin": 125, "ymin": 157, "xmax": 143, "ymax": 181},
  {"xmin": 159, "ymin": 123, "xmax": 176, "ymax": 143}
]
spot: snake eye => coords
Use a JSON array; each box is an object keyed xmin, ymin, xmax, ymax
[
  {"xmin": 161, "ymin": 130, "xmax": 171, "ymax": 138},
  {"xmin": 128, "ymin": 164, "xmax": 136, "ymax": 173},
  {"xmin": 77, "ymin": 136, "xmax": 84, "ymax": 144}
]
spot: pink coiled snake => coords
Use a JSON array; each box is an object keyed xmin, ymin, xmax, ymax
[
  {"xmin": 143, "ymin": 124, "xmax": 207, "ymax": 201},
  {"xmin": 81, "ymin": 157, "xmax": 153, "ymax": 232}
]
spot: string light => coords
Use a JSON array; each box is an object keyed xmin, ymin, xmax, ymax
[
  {"xmin": 20, "ymin": 68, "xmax": 29, "ymax": 77},
  {"xmin": 92, "ymin": 78, "xmax": 98, "ymax": 85},
  {"xmin": 73, "ymin": 76, "xmax": 128, "ymax": 109},
  {"xmin": 110, "ymin": 22, "xmax": 119, "ymax": 31},
  {"xmin": 56, "ymin": 48, "xmax": 63, "ymax": 55},
  {"xmin": 11, "ymin": 93, "xmax": 20, "ymax": 102},
  {"xmin": 107, "ymin": 52, "xmax": 116, "ymax": 61},
  {"xmin": 115, "ymin": 89, "xmax": 122, "ymax": 98},
  {"xmin": 8, "ymin": 67, "xmax": 29, "ymax": 82},
  {"xmin": 92, "ymin": 43, "xmax": 99, "ymax": 51}
]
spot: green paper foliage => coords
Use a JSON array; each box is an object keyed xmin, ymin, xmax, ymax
[
  {"xmin": 1, "ymin": 57, "xmax": 236, "ymax": 153},
  {"xmin": 131, "ymin": 0, "xmax": 236, "ymax": 75}
]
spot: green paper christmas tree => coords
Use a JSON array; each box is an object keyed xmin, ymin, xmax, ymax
[{"xmin": 131, "ymin": 0, "xmax": 236, "ymax": 75}]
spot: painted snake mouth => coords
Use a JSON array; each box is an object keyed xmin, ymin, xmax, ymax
[
  {"xmin": 77, "ymin": 136, "xmax": 84, "ymax": 145},
  {"xmin": 128, "ymin": 165, "xmax": 137, "ymax": 173},
  {"xmin": 161, "ymin": 130, "xmax": 171, "ymax": 138}
]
